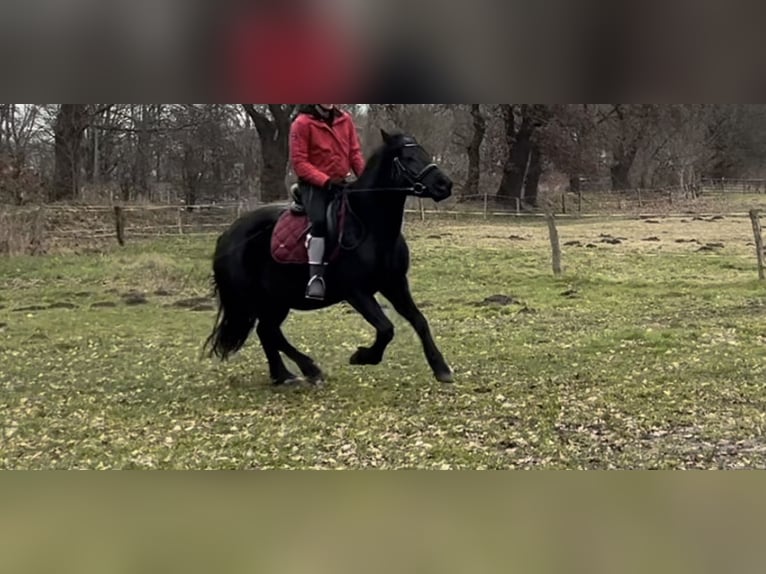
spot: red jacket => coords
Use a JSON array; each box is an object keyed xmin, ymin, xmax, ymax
[{"xmin": 290, "ymin": 109, "xmax": 366, "ymax": 188}]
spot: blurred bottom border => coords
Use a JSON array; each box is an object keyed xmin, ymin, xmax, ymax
[{"xmin": 1, "ymin": 471, "xmax": 764, "ymax": 574}]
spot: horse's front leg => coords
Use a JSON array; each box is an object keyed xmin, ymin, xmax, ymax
[
  {"xmin": 345, "ymin": 292, "xmax": 395, "ymax": 366},
  {"xmin": 381, "ymin": 279, "xmax": 454, "ymax": 383}
]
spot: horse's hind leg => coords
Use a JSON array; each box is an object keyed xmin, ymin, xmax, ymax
[
  {"xmin": 261, "ymin": 307, "xmax": 325, "ymax": 385},
  {"xmin": 256, "ymin": 318, "xmax": 299, "ymax": 386},
  {"xmin": 273, "ymin": 330, "xmax": 326, "ymax": 385}
]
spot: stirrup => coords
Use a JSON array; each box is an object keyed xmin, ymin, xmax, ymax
[{"xmin": 306, "ymin": 275, "xmax": 326, "ymax": 300}]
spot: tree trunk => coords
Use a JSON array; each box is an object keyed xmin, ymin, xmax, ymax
[
  {"xmin": 464, "ymin": 104, "xmax": 486, "ymax": 200},
  {"xmin": 52, "ymin": 104, "xmax": 89, "ymax": 201},
  {"xmin": 569, "ymin": 176, "xmax": 581, "ymax": 194},
  {"xmin": 610, "ymin": 161, "xmax": 632, "ymax": 191},
  {"xmin": 524, "ymin": 142, "xmax": 543, "ymax": 207},
  {"xmin": 98, "ymin": 107, "xmax": 116, "ymax": 183},
  {"xmin": 182, "ymin": 145, "xmax": 204, "ymax": 208},
  {"xmin": 134, "ymin": 105, "xmax": 151, "ymax": 198},
  {"xmin": 242, "ymin": 104, "xmax": 294, "ymax": 203},
  {"xmin": 610, "ymin": 137, "xmax": 639, "ymax": 191},
  {"xmin": 497, "ymin": 105, "xmax": 534, "ymax": 203},
  {"xmin": 92, "ymin": 127, "xmax": 100, "ymax": 184},
  {"xmin": 609, "ymin": 106, "xmax": 642, "ymax": 191},
  {"xmin": 259, "ymin": 135, "xmax": 289, "ymax": 202},
  {"xmin": 0, "ymin": 104, "xmax": 9, "ymax": 154}
]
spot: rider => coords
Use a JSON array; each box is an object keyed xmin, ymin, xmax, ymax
[{"xmin": 289, "ymin": 104, "xmax": 366, "ymax": 301}]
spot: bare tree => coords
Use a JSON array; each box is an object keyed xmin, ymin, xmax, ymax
[
  {"xmin": 460, "ymin": 104, "xmax": 486, "ymax": 200},
  {"xmin": 0, "ymin": 105, "xmax": 43, "ymax": 176},
  {"xmin": 241, "ymin": 104, "xmax": 295, "ymax": 203},
  {"xmin": 496, "ymin": 104, "xmax": 550, "ymax": 206},
  {"xmin": 52, "ymin": 105, "xmax": 113, "ymax": 201},
  {"xmin": 6, "ymin": 103, "xmax": 766, "ymax": 210}
]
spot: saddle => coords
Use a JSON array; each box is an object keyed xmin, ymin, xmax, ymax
[{"xmin": 270, "ymin": 184, "xmax": 350, "ymax": 265}]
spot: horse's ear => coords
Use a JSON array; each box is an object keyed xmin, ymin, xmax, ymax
[{"xmin": 380, "ymin": 129, "xmax": 393, "ymax": 145}]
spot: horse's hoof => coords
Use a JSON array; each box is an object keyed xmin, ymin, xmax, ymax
[
  {"xmin": 350, "ymin": 347, "xmax": 381, "ymax": 366},
  {"xmin": 307, "ymin": 374, "xmax": 327, "ymax": 387},
  {"xmin": 273, "ymin": 375, "xmax": 301, "ymax": 387},
  {"xmin": 435, "ymin": 369, "xmax": 455, "ymax": 384}
]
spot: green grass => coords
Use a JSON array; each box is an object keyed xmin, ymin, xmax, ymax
[{"xmin": 1, "ymin": 217, "xmax": 765, "ymax": 469}]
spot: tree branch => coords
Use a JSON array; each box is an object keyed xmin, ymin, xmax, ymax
[{"xmin": 242, "ymin": 104, "xmax": 272, "ymax": 136}]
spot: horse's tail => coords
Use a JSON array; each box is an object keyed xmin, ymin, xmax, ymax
[{"xmin": 204, "ymin": 230, "xmax": 260, "ymax": 361}]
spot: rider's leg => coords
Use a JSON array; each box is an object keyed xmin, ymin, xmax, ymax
[{"xmin": 302, "ymin": 186, "xmax": 329, "ymax": 300}]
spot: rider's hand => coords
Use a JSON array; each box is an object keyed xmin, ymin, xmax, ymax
[{"xmin": 326, "ymin": 181, "xmax": 344, "ymax": 195}]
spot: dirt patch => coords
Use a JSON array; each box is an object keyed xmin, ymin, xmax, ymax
[
  {"xmin": 91, "ymin": 302, "xmax": 118, "ymax": 309},
  {"xmin": 694, "ymin": 216, "xmax": 726, "ymax": 223},
  {"xmin": 12, "ymin": 305, "xmax": 48, "ymax": 313},
  {"xmin": 516, "ymin": 306, "xmax": 537, "ymax": 314},
  {"xmin": 643, "ymin": 237, "xmax": 661, "ymax": 242},
  {"xmin": 172, "ymin": 297, "xmax": 213, "ymax": 309},
  {"xmin": 599, "ymin": 234, "xmax": 626, "ymax": 245},
  {"xmin": 154, "ymin": 289, "xmax": 174, "ymax": 297},
  {"xmin": 508, "ymin": 235, "xmax": 527, "ymax": 241},
  {"xmin": 478, "ymin": 294, "xmax": 519, "ymax": 307},
  {"xmin": 122, "ymin": 292, "xmax": 149, "ymax": 306},
  {"xmin": 47, "ymin": 302, "xmax": 78, "ymax": 310},
  {"xmin": 698, "ymin": 243, "xmax": 725, "ymax": 252},
  {"xmin": 564, "ymin": 241, "xmax": 582, "ymax": 247}
]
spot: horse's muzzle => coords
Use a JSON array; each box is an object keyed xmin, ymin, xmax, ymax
[{"xmin": 432, "ymin": 177, "xmax": 453, "ymax": 202}]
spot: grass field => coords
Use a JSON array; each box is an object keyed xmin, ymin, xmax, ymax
[{"xmin": 1, "ymin": 214, "xmax": 765, "ymax": 469}]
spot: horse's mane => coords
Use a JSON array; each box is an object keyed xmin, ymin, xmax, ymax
[
  {"xmin": 352, "ymin": 132, "xmax": 414, "ymax": 190},
  {"xmin": 352, "ymin": 142, "xmax": 389, "ymax": 190}
]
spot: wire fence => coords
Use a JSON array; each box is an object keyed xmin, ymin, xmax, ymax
[
  {"xmin": 408, "ymin": 184, "xmax": 766, "ymax": 221},
  {"xmin": 3, "ymin": 184, "xmax": 766, "ymax": 256}
]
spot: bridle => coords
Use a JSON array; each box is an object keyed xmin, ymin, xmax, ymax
[
  {"xmin": 392, "ymin": 143, "xmax": 440, "ymax": 196},
  {"xmin": 331, "ymin": 142, "xmax": 442, "ymax": 196}
]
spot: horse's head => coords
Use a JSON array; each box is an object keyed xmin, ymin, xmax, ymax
[{"xmin": 381, "ymin": 129, "xmax": 453, "ymax": 202}]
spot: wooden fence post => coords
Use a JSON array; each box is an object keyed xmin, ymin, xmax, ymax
[
  {"xmin": 114, "ymin": 206, "xmax": 126, "ymax": 246},
  {"xmin": 177, "ymin": 210, "xmax": 184, "ymax": 235},
  {"xmin": 483, "ymin": 191, "xmax": 489, "ymax": 220},
  {"xmin": 561, "ymin": 193, "xmax": 567, "ymax": 215},
  {"xmin": 578, "ymin": 190, "xmax": 583, "ymax": 214},
  {"xmin": 546, "ymin": 213, "xmax": 563, "ymax": 277},
  {"xmin": 750, "ymin": 210, "xmax": 765, "ymax": 280}
]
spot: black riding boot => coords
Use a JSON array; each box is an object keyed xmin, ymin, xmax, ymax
[{"xmin": 306, "ymin": 237, "xmax": 327, "ymax": 301}]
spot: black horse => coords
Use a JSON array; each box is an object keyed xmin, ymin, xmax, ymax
[{"xmin": 205, "ymin": 130, "xmax": 454, "ymax": 386}]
